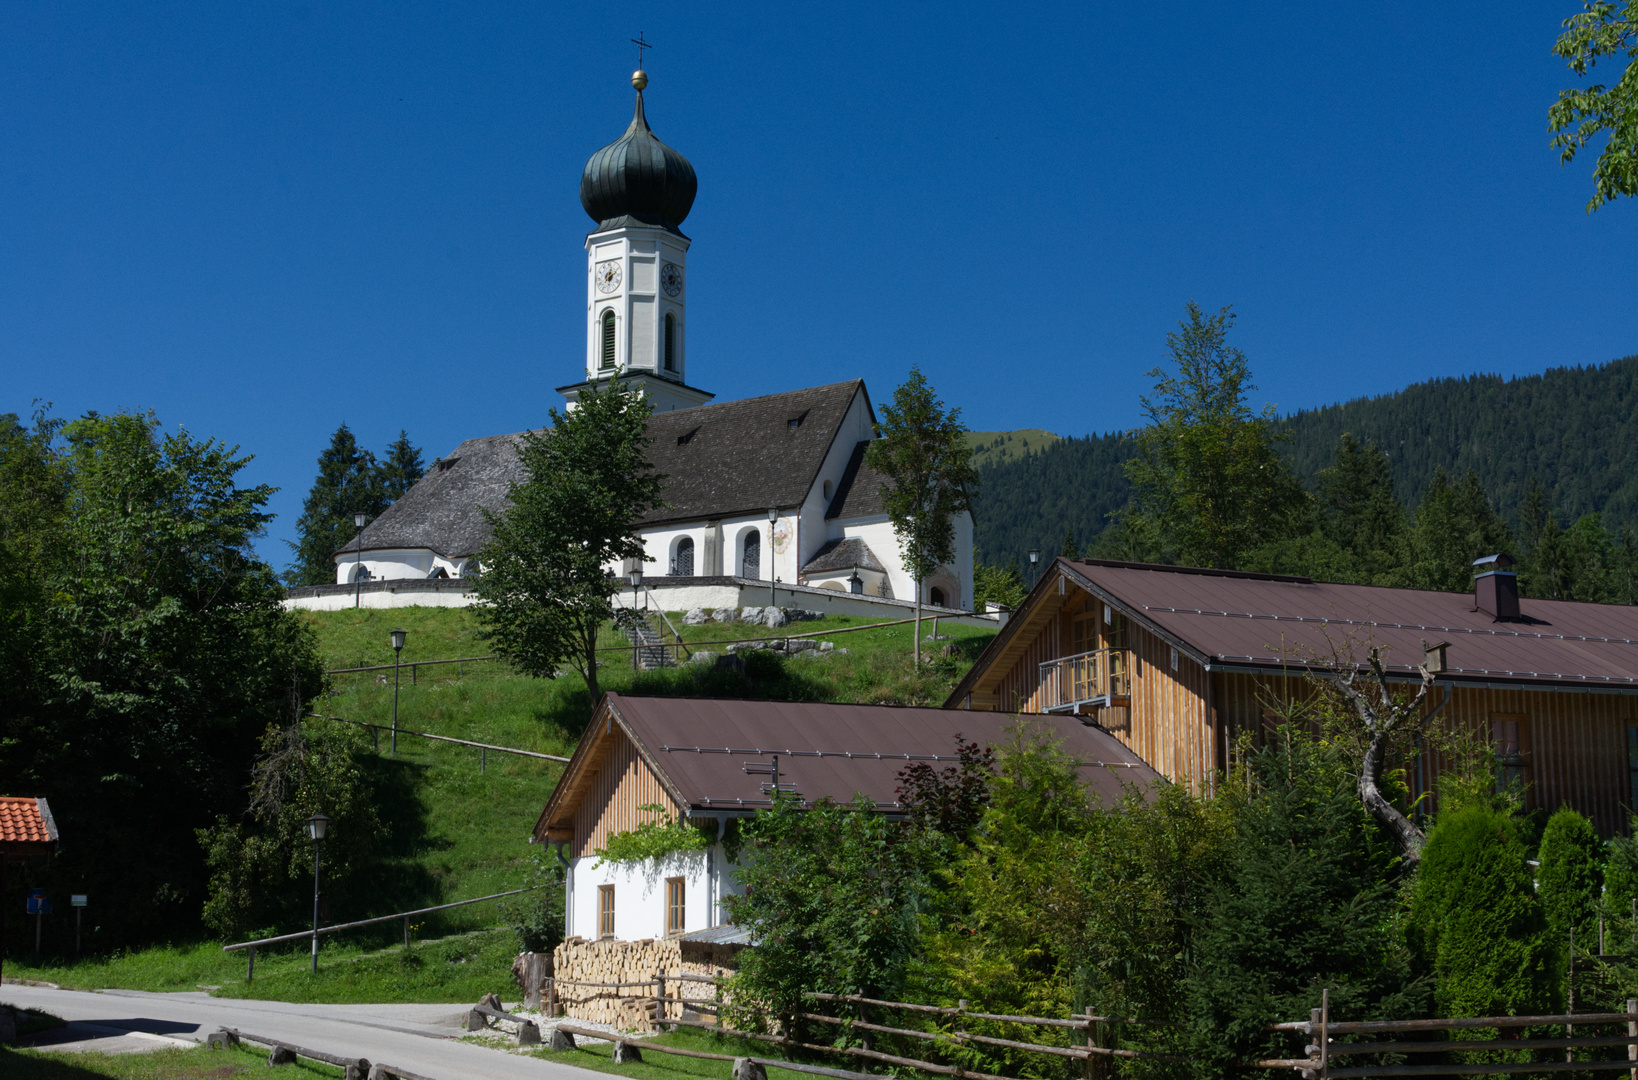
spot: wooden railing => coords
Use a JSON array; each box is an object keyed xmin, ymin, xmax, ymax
[{"xmin": 1038, "ymin": 648, "xmax": 1129, "ymax": 713}]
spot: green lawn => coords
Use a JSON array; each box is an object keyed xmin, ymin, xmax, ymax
[
  {"xmin": 0, "ymin": 1042, "xmax": 339, "ymax": 1079},
  {"xmin": 6, "ymin": 605, "xmax": 992, "ymax": 1003}
]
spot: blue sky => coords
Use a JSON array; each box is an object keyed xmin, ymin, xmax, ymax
[{"xmin": 3, "ymin": 2, "xmax": 1634, "ymax": 570}]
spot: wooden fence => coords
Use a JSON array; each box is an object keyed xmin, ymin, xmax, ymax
[{"xmin": 539, "ymin": 976, "xmax": 1638, "ymax": 1080}]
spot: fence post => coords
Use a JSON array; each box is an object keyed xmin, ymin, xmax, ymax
[
  {"xmin": 1570, "ymin": 926, "xmax": 1577, "ymax": 1063},
  {"xmin": 412, "ymin": 663, "xmax": 417, "ymax": 685},
  {"xmin": 547, "ymin": 977, "xmax": 557, "ymax": 1019},
  {"xmin": 1627, "ymin": 997, "xmax": 1636, "ymax": 1080},
  {"xmin": 403, "ymin": 916, "xmax": 410, "ymax": 950},
  {"xmin": 481, "ymin": 747, "xmax": 486, "ymax": 774},
  {"xmin": 656, "ymin": 968, "xmax": 666, "ymax": 1032},
  {"xmin": 1308, "ymin": 1007, "xmax": 1323, "ymax": 1080},
  {"xmin": 1320, "ymin": 988, "xmax": 1329, "ymax": 1080},
  {"xmin": 1083, "ymin": 1012, "xmax": 1100, "ymax": 1080},
  {"xmin": 246, "ymin": 946, "xmax": 255, "ymax": 984}
]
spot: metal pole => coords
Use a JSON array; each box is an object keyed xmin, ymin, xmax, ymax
[
  {"xmin": 75, "ymin": 906, "xmax": 81, "ymax": 955},
  {"xmin": 354, "ymin": 529, "xmax": 363, "ymax": 608},
  {"xmin": 310, "ymin": 837, "xmax": 323, "ymax": 973},
  {"xmin": 392, "ymin": 647, "xmax": 401, "ymax": 756}
]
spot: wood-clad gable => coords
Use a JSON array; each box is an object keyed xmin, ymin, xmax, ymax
[{"xmin": 534, "ymin": 700, "xmax": 686, "ymax": 860}]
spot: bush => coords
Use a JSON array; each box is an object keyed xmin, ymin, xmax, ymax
[
  {"xmin": 1184, "ymin": 731, "xmax": 1426, "ymax": 1073},
  {"xmin": 1536, "ymin": 806, "xmax": 1604, "ymax": 952},
  {"xmin": 198, "ymin": 719, "xmax": 383, "ymax": 942},
  {"xmin": 1410, "ymin": 802, "xmax": 1560, "ymax": 1018}
]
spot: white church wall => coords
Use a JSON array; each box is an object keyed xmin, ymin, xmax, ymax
[
  {"xmin": 795, "ymin": 385, "xmax": 877, "ymax": 572},
  {"xmin": 332, "ymin": 548, "xmax": 465, "ymax": 586}
]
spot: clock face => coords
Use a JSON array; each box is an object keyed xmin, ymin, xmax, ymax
[
  {"xmin": 595, "ymin": 261, "xmax": 622, "ymax": 293},
  {"xmin": 660, "ymin": 262, "xmax": 683, "ymax": 297}
]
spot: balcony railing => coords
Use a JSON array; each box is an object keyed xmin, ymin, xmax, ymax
[{"xmin": 1037, "ymin": 648, "xmax": 1129, "ymax": 713}]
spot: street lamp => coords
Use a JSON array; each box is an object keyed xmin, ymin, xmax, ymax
[
  {"xmin": 306, "ymin": 814, "xmax": 329, "ymax": 973},
  {"xmin": 390, "ymin": 628, "xmax": 407, "ymax": 756},
  {"xmin": 352, "ymin": 512, "xmax": 368, "ymax": 608},
  {"xmin": 1028, "ymin": 548, "xmax": 1041, "ymax": 589},
  {"xmin": 628, "ymin": 566, "xmax": 645, "ymax": 672},
  {"xmin": 766, "ymin": 507, "xmax": 779, "ymax": 608}
]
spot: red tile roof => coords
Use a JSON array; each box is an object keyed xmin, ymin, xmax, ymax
[{"xmin": 0, "ymin": 797, "xmax": 57, "ymax": 848}]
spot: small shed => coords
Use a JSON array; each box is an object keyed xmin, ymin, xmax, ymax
[{"xmin": 0, "ymin": 797, "xmax": 58, "ymax": 985}]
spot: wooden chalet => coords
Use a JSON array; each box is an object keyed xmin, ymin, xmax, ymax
[
  {"xmin": 533, "ymin": 694, "xmax": 1160, "ymax": 942},
  {"xmin": 945, "ymin": 557, "xmax": 1638, "ymax": 834}
]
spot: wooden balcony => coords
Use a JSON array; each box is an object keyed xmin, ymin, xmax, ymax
[{"xmin": 1037, "ymin": 648, "xmax": 1130, "ymax": 714}]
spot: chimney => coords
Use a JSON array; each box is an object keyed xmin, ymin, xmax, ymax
[{"xmin": 1472, "ymin": 553, "xmax": 1519, "ymax": 620}]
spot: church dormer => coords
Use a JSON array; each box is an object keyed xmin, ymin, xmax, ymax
[{"xmin": 562, "ymin": 70, "xmax": 714, "ymax": 414}]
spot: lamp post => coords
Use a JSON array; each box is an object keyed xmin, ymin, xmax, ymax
[
  {"xmin": 1028, "ymin": 548, "xmax": 1041, "ymax": 589},
  {"xmin": 306, "ymin": 814, "xmax": 329, "ymax": 973},
  {"xmin": 766, "ymin": 507, "xmax": 779, "ymax": 608},
  {"xmin": 628, "ymin": 566, "xmax": 644, "ymax": 672},
  {"xmin": 390, "ymin": 628, "xmax": 407, "ymax": 756},
  {"xmin": 352, "ymin": 512, "xmax": 368, "ymax": 608}
]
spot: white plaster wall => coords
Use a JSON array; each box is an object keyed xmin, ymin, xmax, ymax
[
  {"xmin": 564, "ymin": 846, "xmax": 742, "ymax": 942},
  {"xmin": 795, "ymin": 386, "xmax": 878, "ymax": 573},
  {"xmin": 282, "ymin": 585, "xmax": 477, "ymax": 611},
  {"xmin": 333, "ymin": 548, "xmax": 468, "ymax": 585}
]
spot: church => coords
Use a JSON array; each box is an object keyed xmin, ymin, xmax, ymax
[{"xmin": 311, "ymin": 71, "xmax": 974, "ymax": 613}]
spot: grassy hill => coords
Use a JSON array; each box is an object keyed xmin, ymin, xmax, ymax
[
  {"xmin": 9, "ymin": 604, "xmax": 994, "ymax": 1001},
  {"xmin": 973, "ymin": 351, "xmax": 1638, "ymax": 571},
  {"xmin": 965, "ymin": 429, "xmax": 1063, "ymax": 466}
]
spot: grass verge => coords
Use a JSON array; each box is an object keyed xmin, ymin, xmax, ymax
[
  {"xmin": 528, "ymin": 1026, "xmax": 854, "ymax": 1080},
  {"xmin": 0, "ymin": 1041, "xmax": 338, "ymax": 1079}
]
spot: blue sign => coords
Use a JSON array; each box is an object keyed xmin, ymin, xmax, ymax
[{"xmin": 26, "ymin": 889, "xmax": 50, "ymax": 915}]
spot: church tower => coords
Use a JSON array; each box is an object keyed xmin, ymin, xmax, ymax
[{"xmin": 560, "ymin": 70, "xmax": 714, "ymax": 413}]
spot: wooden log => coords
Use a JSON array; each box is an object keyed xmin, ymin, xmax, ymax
[
  {"xmin": 1326, "ymin": 1063, "xmax": 1638, "ymax": 1078},
  {"xmin": 1330, "ymin": 1035, "xmax": 1638, "ymax": 1056}
]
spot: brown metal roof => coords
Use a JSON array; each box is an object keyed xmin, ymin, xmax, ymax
[
  {"xmin": 1056, "ymin": 559, "xmax": 1638, "ymax": 688},
  {"xmin": 538, "ymin": 694, "xmax": 1162, "ymax": 837}
]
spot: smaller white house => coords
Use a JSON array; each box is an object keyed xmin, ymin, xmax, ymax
[
  {"xmin": 532, "ymin": 693, "xmax": 1162, "ymax": 941},
  {"xmin": 318, "ymin": 380, "xmax": 975, "ymax": 613}
]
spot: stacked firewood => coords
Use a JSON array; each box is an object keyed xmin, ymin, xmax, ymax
[{"xmin": 550, "ymin": 937, "xmax": 745, "ymax": 1024}]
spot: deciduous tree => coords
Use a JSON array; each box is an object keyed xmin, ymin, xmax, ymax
[
  {"xmin": 866, "ymin": 367, "xmax": 978, "ymax": 666},
  {"xmin": 1550, "ymin": 0, "xmax": 1638, "ymax": 212},
  {"xmin": 473, "ymin": 380, "xmax": 664, "ymax": 713}
]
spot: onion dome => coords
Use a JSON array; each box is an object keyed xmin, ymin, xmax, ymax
[{"xmin": 579, "ymin": 73, "xmax": 697, "ymax": 234}]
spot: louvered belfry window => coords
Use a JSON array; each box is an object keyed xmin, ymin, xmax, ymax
[
  {"xmin": 600, "ymin": 310, "xmax": 617, "ymax": 370},
  {"xmin": 664, "ymin": 313, "xmax": 676, "ymax": 371}
]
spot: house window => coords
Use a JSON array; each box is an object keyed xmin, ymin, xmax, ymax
[
  {"xmin": 672, "ymin": 537, "xmax": 694, "ymax": 576},
  {"xmin": 600, "ymin": 310, "xmax": 617, "ymax": 370},
  {"xmin": 664, "ymin": 313, "xmax": 676, "ymax": 372},
  {"xmin": 742, "ymin": 531, "xmax": 761, "ymax": 579},
  {"xmin": 666, "ymin": 877, "xmax": 686, "ymax": 935},
  {"xmin": 598, "ymin": 885, "xmax": 615, "ymax": 939},
  {"xmin": 1493, "ymin": 715, "xmax": 1529, "ymax": 799},
  {"xmin": 930, "ymin": 587, "xmax": 946, "ymax": 608}
]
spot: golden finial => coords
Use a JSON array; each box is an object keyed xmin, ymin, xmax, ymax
[{"xmin": 632, "ymin": 69, "xmax": 648, "ymax": 91}]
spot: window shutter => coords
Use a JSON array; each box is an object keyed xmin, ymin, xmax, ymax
[{"xmin": 600, "ymin": 311, "xmax": 617, "ymax": 370}]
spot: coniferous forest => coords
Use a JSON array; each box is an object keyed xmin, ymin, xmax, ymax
[{"xmin": 974, "ymin": 351, "xmax": 1638, "ymax": 590}]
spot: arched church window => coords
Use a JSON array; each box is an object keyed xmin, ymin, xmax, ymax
[
  {"xmin": 664, "ymin": 313, "xmax": 676, "ymax": 372},
  {"xmin": 930, "ymin": 587, "xmax": 947, "ymax": 608},
  {"xmin": 672, "ymin": 536, "xmax": 695, "ymax": 576},
  {"xmin": 600, "ymin": 310, "xmax": 617, "ymax": 370},
  {"xmin": 741, "ymin": 531, "xmax": 761, "ymax": 579}
]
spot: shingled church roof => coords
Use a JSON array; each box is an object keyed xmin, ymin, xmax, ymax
[{"xmin": 345, "ymin": 381, "xmax": 875, "ymax": 560}]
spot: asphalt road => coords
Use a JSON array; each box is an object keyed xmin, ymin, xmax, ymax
[{"xmin": 3, "ymin": 984, "xmax": 596, "ymax": 1080}]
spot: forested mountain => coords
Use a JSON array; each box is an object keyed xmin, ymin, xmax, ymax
[{"xmin": 973, "ymin": 352, "xmax": 1638, "ymax": 572}]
